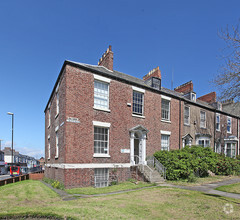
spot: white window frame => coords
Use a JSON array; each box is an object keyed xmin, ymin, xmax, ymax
[
  {"xmin": 196, "ymin": 137, "xmax": 210, "ymax": 148},
  {"xmin": 132, "ymin": 87, "xmax": 145, "ymax": 116},
  {"xmin": 94, "ymin": 168, "xmax": 109, "ymax": 188},
  {"xmin": 161, "ymin": 97, "xmax": 171, "ymax": 122},
  {"xmin": 55, "ymin": 131, "xmax": 59, "ymax": 159},
  {"xmin": 216, "ymin": 113, "xmax": 220, "ymax": 131},
  {"xmin": 227, "ymin": 117, "xmax": 232, "ymax": 134},
  {"xmin": 184, "ymin": 106, "xmax": 190, "ymax": 125},
  {"xmin": 48, "ymin": 135, "xmax": 50, "ymax": 160},
  {"xmin": 215, "ymin": 142, "xmax": 221, "ymax": 154},
  {"xmin": 48, "ymin": 108, "xmax": 51, "ymax": 127},
  {"xmin": 56, "ymin": 92, "xmax": 59, "ymax": 117},
  {"xmin": 93, "ymin": 121, "xmax": 110, "ymax": 157},
  {"xmin": 191, "ymin": 92, "xmax": 196, "ymax": 102},
  {"xmin": 161, "ymin": 134, "xmax": 170, "ymax": 151},
  {"xmin": 225, "ymin": 142, "xmax": 236, "ymax": 158},
  {"xmin": 200, "ymin": 111, "xmax": 206, "ymax": 128},
  {"xmin": 93, "ymin": 75, "xmax": 111, "ymax": 112}
]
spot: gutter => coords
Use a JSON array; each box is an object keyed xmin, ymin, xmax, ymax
[
  {"xmin": 179, "ymin": 98, "xmax": 182, "ymax": 149},
  {"xmin": 44, "ymin": 60, "xmax": 240, "ymax": 121}
]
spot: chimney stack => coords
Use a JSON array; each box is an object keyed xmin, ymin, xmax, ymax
[
  {"xmin": 197, "ymin": 92, "xmax": 216, "ymax": 104},
  {"xmin": 174, "ymin": 81, "xmax": 193, "ymax": 94},
  {"xmin": 143, "ymin": 66, "xmax": 161, "ymax": 81},
  {"xmin": 98, "ymin": 45, "xmax": 114, "ymax": 71}
]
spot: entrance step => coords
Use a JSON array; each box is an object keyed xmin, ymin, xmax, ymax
[{"xmin": 138, "ymin": 165, "xmax": 165, "ymax": 183}]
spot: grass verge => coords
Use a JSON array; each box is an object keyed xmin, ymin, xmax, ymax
[
  {"xmin": 0, "ymin": 180, "xmax": 240, "ymax": 219},
  {"xmin": 65, "ymin": 181, "xmax": 156, "ymax": 195},
  {"xmin": 216, "ymin": 182, "xmax": 240, "ymax": 194},
  {"xmin": 167, "ymin": 175, "xmax": 240, "ymax": 186}
]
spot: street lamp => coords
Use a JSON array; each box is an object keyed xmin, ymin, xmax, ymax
[
  {"xmin": 0, "ymin": 139, "xmax": 3, "ymax": 151},
  {"xmin": 7, "ymin": 112, "xmax": 14, "ymax": 166}
]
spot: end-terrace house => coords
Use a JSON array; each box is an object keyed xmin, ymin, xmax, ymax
[{"xmin": 45, "ymin": 46, "xmax": 240, "ymax": 188}]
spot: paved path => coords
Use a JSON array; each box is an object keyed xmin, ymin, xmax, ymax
[
  {"xmin": 41, "ymin": 178, "xmax": 240, "ymax": 201},
  {"xmin": 159, "ymin": 178, "xmax": 240, "ymax": 199}
]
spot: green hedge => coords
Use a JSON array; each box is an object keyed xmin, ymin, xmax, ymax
[{"xmin": 154, "ymin": 146, "xmax": 240, "ymax": 180}]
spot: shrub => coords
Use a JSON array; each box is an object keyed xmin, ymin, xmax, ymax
[
  {"xmin": 188, "ymin": 172, "xmax": 197, "ymax": 183},
  {"xmin": 154, "ymin": 145, "xmax": 240, "ymax": 181},
  {"xmin": 43, "ymin": 178, "xmax": 65, "ymax": 190},
  {"xmin": 51, "ymin": 180, "xmax": 65, "ymax": 190}
]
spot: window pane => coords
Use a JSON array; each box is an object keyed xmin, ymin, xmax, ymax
[
  {"xmin": 94, "ymin": 126, "xmax": 108, "ymax": 154},
  {"xmin": 161, "ymin": 135, "xmax": 170, "ymax": 151},
  {"xmin": 94, "ymin": 168, "xmax": 109, "ymax": 188},
  {"xmin": 162, "ymin": 99, "xmax": 170, "ymax": 120},
  {"xmin": 94, "ymin": 81, "xmax": 109, "ymax": 109},
  {"xmin": 133, "ymin": 91, "xmax": 143, "ymax": 115},
  {"xmin": 184, "ymin": 106, "xmax": 190, "ymax": 125},
  {"xmin": 200, "ymin": 111, "xmax": 206, "ymax": 128}
]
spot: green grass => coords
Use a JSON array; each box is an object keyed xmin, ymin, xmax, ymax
[
  {"xmin": 167, "ymin": 175, "xmax": 240, "ymax": 186},
  {"xmin": 0, "ymin": 180, "xmax": 240, "ymax": 219},
  {"xmin": 216, "ymin": 182, "xmax": 240, "ymax": 194},
  {"xmin": 65, "ymin": 181, "xmax": 155, "ymax": 195}
]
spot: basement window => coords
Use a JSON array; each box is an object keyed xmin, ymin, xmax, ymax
[{"xmin": 94, "ymin": 168, "xmax": 109, "ymax": 188}]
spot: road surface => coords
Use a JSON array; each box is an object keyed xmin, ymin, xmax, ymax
[{"xmin": 0, "ymin": 175, "xmax": 11, "ymax": 181}]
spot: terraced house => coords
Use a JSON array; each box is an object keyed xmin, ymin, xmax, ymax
[{"xmin": 45, "ymin": 46, "xmax": 240, "ymax": 188}]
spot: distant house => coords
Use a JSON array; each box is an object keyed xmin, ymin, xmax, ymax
[
  {"xmin": 0, "ymin": 150, "xmax": 5, "ymax": 174},
  {"xmin": 38, "ymin": 157, "xmax": 45, "ymax": 170},
  {"xmin": 2, "ymin": 147, "xmax": 39, "ymax": 169},
  {"xmin": 45, "ymin": 46, "xmax": 240, "ymax": 188}
]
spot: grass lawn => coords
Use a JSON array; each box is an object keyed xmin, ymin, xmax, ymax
[
  {"xmin": 167, "ymin": 175, "xmax": 240, "ymax": 186},
  {"xmin": 65, "ymin": 181, "xmax": 155, "ymax": 195},
  {"xmin": 0, "ymin": 180, "xmax": 240, "ymax": 219},
  {"xmin": 216, "ymin": 183, "xmax": 240, "ymax": 194}
]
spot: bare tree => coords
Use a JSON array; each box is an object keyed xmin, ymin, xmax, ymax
[{"xmin": 213, "ymin": 21, "xmax": 240, "ymax": 101}]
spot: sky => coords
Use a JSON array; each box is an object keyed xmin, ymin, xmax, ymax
[{"xmin": 0, "ymin": 0, "xmax": 239, "ymax": 159}]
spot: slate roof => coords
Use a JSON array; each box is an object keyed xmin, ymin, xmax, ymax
[
  {"xmin": 44, "ymin": 60, "xmax": 240, "ymax": 119},
  {"xmin": 222, "ymin": 102, "xmax": 240, "ymax": 117}
]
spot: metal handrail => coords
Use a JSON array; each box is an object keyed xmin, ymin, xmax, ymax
[
  {"xmin": 131, "ymin": 155, "xmax": 154, "ymax": 182},
  {"xmin": 147, "ymin": 156, "xmax": 167, "ymax": 179}
]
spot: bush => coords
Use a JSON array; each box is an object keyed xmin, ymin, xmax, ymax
[
  {"xmin": 188, "ymin": 172, "xmax": 197, "ymax": 183},
  {"xmin": 43, "ymin": 177, "xmax": 65, "ymax": 190},
  {"xmin": 51, "ymin": 180, "xmax": 65, "ymax": 190},
  {"xmin": 154, "ymin": 145, "xmax": 240, "ymax": 181}
]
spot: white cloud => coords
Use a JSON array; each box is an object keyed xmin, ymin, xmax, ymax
[
  {"xmin": 1, "ymin": 140, "xmax": 44, "ymax": 159},
  {"xmin": 16, "ymin": 147, "xmax": 44, "ymax": 159}
]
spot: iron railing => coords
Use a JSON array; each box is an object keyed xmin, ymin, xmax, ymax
[
  {"xmin": 131, "ymin": 155, "xmax": 154, "ymax": 182},
  {"xmin": 147, "ymin": 156, "xmax": 166, "ymax": 179}
]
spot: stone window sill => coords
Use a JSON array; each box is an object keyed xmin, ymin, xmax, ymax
[
  {"xmin": 161, "ymin": 119, "xmax": 171, "ymax": 124},
  {"xmin": 93, "ymin": 107, "xmax": 111, "ymax": 112},
  {"xmin": 93, "ymin": 154, "xmax": 111, "ymax": 158},
  {"xmin": 132, "ymin": 114, "xmax": 145, "ymax": 119}
]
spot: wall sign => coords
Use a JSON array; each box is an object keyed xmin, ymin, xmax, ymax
[
  {"xmin": 121, "ymin": 149, "xmax": 130, "ymax": 153},
  {"xmin": 66, "ymin": 117, "xmax": 80, "ymax": 123}
]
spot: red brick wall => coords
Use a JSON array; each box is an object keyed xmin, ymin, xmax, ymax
[
  {"xmin": 174, "ymin": 81, "xmax": 193, "ymax": 94},
  {"xmin": 62, "ymin": 65, "xmax": 181, "ymax": 164},
  {"xmin": 29, "ymin": 173, "xmax": 44, "ymax": 180},
  {"xmin": 197, "ymin": 92, "xmax": 216, "ymax": 104}
]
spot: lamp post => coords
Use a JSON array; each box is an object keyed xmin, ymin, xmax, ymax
[
  {"xmin": 0, "ymin": 139, "xmax": 3, "ymax": 151},
  {"xmin": 7, "ymin": 112, "xmax": 14, "ymax": 166}
]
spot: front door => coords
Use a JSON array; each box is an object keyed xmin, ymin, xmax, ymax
[
  {"xmin": 134, "ymin": 136, "xmax": 140, "ymax": 164},
  {"xmin": 130, "ymin": 125, "xmax": 148, "ymax": 165}
]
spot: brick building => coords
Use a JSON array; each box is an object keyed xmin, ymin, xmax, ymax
[{"xmin": 45, "ymin": 46, "xmax": 240, "ymax": 188}]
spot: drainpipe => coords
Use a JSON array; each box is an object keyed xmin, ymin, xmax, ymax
[
  {"xmin": 237, "ymin": 119, "xmax": 239, "ymax": 156},
  {"xmin": 214, "ymin": 110, "xmax": 216, "ymax": 152},
  {"xmin": 179, "ymin": 99, "xmax": 182, "ymax": 149}
]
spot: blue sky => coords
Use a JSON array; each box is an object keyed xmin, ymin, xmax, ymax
[{"xmin": 0, "ymin": 0, "xmax": 239, "ymax": 159}]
